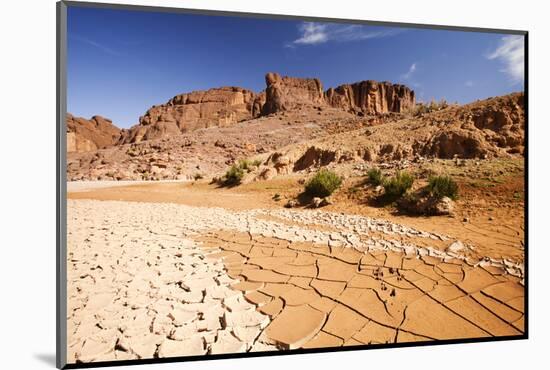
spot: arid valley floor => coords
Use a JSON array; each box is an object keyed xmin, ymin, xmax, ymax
[
  {"xmin": 66, "ymin": 171, "xmax": 525, "ymax": 362},
  {"xmin": 65, "ymin": 73, "xmax": 525, "ymax": 363}
]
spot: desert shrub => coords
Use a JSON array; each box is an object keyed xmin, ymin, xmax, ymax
[
  {"xmin": 236, "ymin": 159, "xmax": 261, "ymax": 173},
  {"xmin": 367, "ymin": 168, "xmax": 384, "ymax": 186},
  {"xmin": 304, "ymin": 169, "xmax": 342, "ymax": 198},
  {"xmin": 413, "ymin": 99, "xmax": 453, "ymax": 116},
  {"xmin": 221, "ymin": 158, "xmax": 262, "ymax": 186},
  {"xmin": 383, "ymin": 171, "xmax": 414, "ymax": 198},
  {"xmin": 428, "ymin": 175, "xmax": 459, "ymax": 200},
  {"xmin": 223, "ymin": 165, "xmax": 245, "ymax": 186},
  {"xmin": 237, "ymin": 159, "xmax": 253, "ymax": 172},
  {"xmin": 193, "ymin": 173, "xmax": 204, "ymax": 181}
]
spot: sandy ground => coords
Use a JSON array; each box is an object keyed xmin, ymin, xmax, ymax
[
  {"xmin": 66, "ymin": 182, "xmax": 525, "ymax": 364},
  {"xmin": 67, "ymin": 180, "xmax": 187, "ymax": 193}
]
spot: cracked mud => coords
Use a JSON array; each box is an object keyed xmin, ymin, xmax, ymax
[{"xmin": 67, "ymin": 199, "xmax": 524, "ymax": 363}]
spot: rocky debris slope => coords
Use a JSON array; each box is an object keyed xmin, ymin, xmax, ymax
[
  {"xmin": 118, "ymin": 87, "xmax": 256, "ymax": 144},
  {"xmin": 67, "ymin": 199, "xmax": 524, "ymax": 362},
  {"xmin": 418, "ymin": 92, "xmax": 525, "ymax": 158},
  {"xmin": 257, "ymin": 92, "xmax": 525, "ymax": 175},
  {"xmin": 66, "ymin": 108, "xmax": 358, "ymax": 181},
  {"xmin": 67, "ymin": 114, "xmax": 121, "ymax": 153}
]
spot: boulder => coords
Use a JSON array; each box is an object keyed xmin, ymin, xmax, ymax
[
  {"xmin": 429, "ymin": 196, "xmax": 454, "ymax": 215},
  {"xmin": 398, "ymin": 195, "xmax": 455, "ymax": 216},
  {"xmin": 258, "ymin": 167, "xmax": 276, "ymax": 181}
]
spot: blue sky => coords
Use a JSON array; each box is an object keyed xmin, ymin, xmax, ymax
[{"xmin": 67, "ymin": 6, "xmax": 525, "ymax": 128}]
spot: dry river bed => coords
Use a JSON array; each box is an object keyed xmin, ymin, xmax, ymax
[{"xmin": 67, "ymin": 198, "xmax": 525, "ymax": 364}]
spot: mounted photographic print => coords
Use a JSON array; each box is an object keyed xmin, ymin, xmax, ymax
[{"xmin": 56, "ymin": 1, "xmax": 527, "ymax": 368}]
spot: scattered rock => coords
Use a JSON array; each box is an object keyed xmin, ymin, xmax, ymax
[
  {"xmin": 447, "ymin": 240, "xmax": 466, "ymax": 253},
  {"xmin": 430, "ymin": 196, "xmax": 454, "ymax": 216},
  {"xmin": 258, "ymin": 167, "xmax": 276, "ymax": 181},
  {"xmin": 311, "ymin": 197, "xmax": 323, "ymax": 208},
  {"xmin": 284, "ymin": 200, "xmax": 298, "ymax": 208}
]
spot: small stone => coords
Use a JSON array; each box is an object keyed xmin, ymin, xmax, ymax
[
  {"xmin": 284, "ymin": 200, "xmax": 298, "ymax": 208},
  {"xmin": 447, "ymin": 240, "xmax": 466, "ymax": 253},
  {"xmin": 311, "ymin": 197, "xmax": 323, "ymax": 208}
]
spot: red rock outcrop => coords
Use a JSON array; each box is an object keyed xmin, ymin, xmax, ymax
[
  {"xmin": 261, "ymin": 73, "xmax": 325, "ymax": 115},
  {"xmin": 417, "ymin": 92, "xmax": 524, "ymax": 158},
  {"xmin": 252, "ymin": 91, "xmax": 266, "ymax": 118},
  {"xmin": 259, "ymin": 73, "xmax": 415, "ymax": 116},
  {"xmin": 66, "ymin": 114, "xmax": 121, "ymax": 153},
  {"xmin": 119, "ymin": 87, "xmax": 256, "ymax": 144},
  {"xmin": 325, "ymin": 81, "xmax": 415, "ymax": 114},
  {"xmin": 89, "ymin": 73, "xmax": 417, "ymax": 146}
]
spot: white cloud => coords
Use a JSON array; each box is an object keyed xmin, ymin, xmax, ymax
[
  {"xmin": 487, "ymin": 35, "xmax": 524, "ymax": 84},
  {"xmin": 288, "ymin": 22, "xmax": 404, "ymax": 47},
  {"xmin": 401, "ymin": 63, "xmax": 417, "ymax": 80},
  {"xmin": 465, "ymin": 80, "xmax": 474, "ymax": 87},
  {"xmin": 292, "ymin": 23, "xmax": 329, "ymax": 45},
  {"xmin": 71, "ymin": 34, "xmax": 122, "ymax": 56}
]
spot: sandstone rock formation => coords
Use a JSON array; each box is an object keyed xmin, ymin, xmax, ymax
[
  {"xmin": 67, "ymin": 114, "xmax": 121, "ymax": 153},
  {"xmin": 417, "ymin": 92, "xmax": 525, "ymax": 158},
  {"xmin": 261, "ymin": 72, "xmax": 325, "ymax": 115},
  {"xmin": 325, "ymin": 80, "xmax": 415, "ymax": 114},
  {"xmin": 253, "ymin": 93, "xmax": 524, "ymax": 177},
  {"xmin": 119, "ymin": 87, "xmax": 256, "ymax": 144},
  {"xmin": 110, "ymin": 73, "xmax": 417, "ymax": 145},
  {"xmin": 259, "ymin": 73, "xmax": 415, "ymax": 116}
]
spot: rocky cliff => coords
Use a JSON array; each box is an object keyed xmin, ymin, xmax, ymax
[
  {"xmin": 261, "ymin": 72, "xmax": 325, "ymax": 115},
  {"xmin": 114, "ymin": 73, "xmax": 416, "ymax": 144},
  {"xmin": 260, "ymin": 73, "xmax": 415, "ymax": 116},
  {"xmin": 67, "ymin": 114, "xmax": 121, "ymax": 153},
  {"xmin": 325, "ymin": 81, "xmax": 415, "ymax": 114},
  {"xmin": 119, "ymin": 87, "xmax": 256, "ymax": 144}
]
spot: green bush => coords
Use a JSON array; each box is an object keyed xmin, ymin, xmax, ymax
[
  {"xmin": 383, "ymin": 171, "xmax": 414, "ymax": 198},
  {"xmin": 367, "ymin": 168, "xmax": 384, "ymax": 186},
  {"xmin": 428, "ymin": 175, "xmax": 459, "ymax": 200},
  {"xmin": 223, "ymin": 165, "xmax": 245, "ymax": 186},
  {"xmin": 305, "ymin": 169, "xmax": 342, "ymax": 198},
  {"xmin": 235, "ymin": 159, "xmax": 261, "ymax": 173}
]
